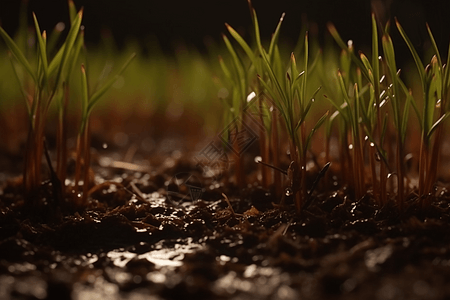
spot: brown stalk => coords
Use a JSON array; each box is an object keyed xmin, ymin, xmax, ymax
[
  {"xmin": 341, "ymin": 129, "xmax": 354, "ymax": 193},
  {"xmin": 43, "ymin": 138, "xmax": 62, "ymax": 204},
  {"xmin": 271, "ymin": 107, "xmax": 281, "ymax": 196},
  {"xmin": 339, "ymin": 137, "xmax": 346, "ymax": 185},
  {"xmin": 299, "ymin": 121, "xmax": 307, "ymax": 209},
  {"xmin": 233, "ymin": 125, "xmax": 245, "ymax": 189},
  {"xmin": 396, "ymin": 132, "xmax": 405, "ymax": 209},
  {"xmin": 418, "ymin": 136, "xmax": 428, "ymax": 206},
  {"xmin": 81, "ymin": 121, "xmax": 91, "ymax": 206},
  {"xmin": 369, "ymin": 145, "xmax": 379, "ymax": 203},
  {"xmin": 287, "ymin": 138, "xmax": 301, "ymax": 213},
  {"xmin": 32, "ymin": 102, "xmax": 47, "ymax": 192},
  {"xmin": 354, "ymin": 133, "xmax": 365, "ymax": 199},
  {"xmin": 74, "ymin": 132, "xmax": 83, "ymax": 193},
  {"xmin": 258, "ymin": 127, "xmax": 268, "ymax": 188},
  {"xmin": 424, "ymin": 137, "xmax": 439, "ymax": 206},
  {"xmin": 56, "ymin": 83, "xmax": 70, "ymax": 194},
  {"xmin": 423, "ymin": 101, "xmax": 446, "ymax": 206},
  {"xmin": 324, "ymin": 133, "xmax": 331, "ymax": 189},
  {"xmin": 351, "ymin": 129, "xmax": 362, "ymax": 199},
  {"xmin": 23, "ymin": 122, "xmax": 35, "ymax": 193},
  {"xmin": 378, "ymin": 127, "xmax": 387, "ymax": 205},
  {"xmin": 258, "ymin": 95, "xmax": 269, "ymax": 189},
  {"xmin": 374, "ymin": 78, "xmax": 386, "ymax": 205}
]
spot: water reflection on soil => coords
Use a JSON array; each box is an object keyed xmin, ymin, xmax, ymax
[{"xmin": 107, "ymin": 238, "xmax": 203, "ymax": 268}]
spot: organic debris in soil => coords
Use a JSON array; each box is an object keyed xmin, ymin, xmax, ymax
[{"xmin": 2, "ymin": 167, "xmax": 450, "ymax": 300}]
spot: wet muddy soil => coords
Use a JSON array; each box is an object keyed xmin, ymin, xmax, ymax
[{"xmin": 1, "ymin": 148, "xmax": 450, "ymax": 300}]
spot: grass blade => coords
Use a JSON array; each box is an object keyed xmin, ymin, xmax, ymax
[
  {"xmin": 426, "ymin": 23, "xmax": 442, "ymax": 67},
  {"xmin": 295, "ymin": 86, "xmax": 322, "ymax": 133},
  {"xmin": 87, "ymin": 53, "xmax": 136, "ymax": 114},
  {"xmin": 68, "ymin": 0, "xmax": 78, "ymax": 24},
  {"xmin": 48, "ymin": 46, "xmax": 65, "ymax": 77},
  {"xmin": 65, "ymin": 29, "xmax": 85, "ymax": 82},
  {"xmin": 427, "ymin": 113, "xmax": 449, "ymax": 139},
  {"xmin": 33, "ymin": 13, "xmax": 49, "ymax": 85},
  {"xmin": 53, "ymin": 9, "xmax": 83, "ymax": 91},
  {"xmin": 305, "ymin": 110, "xmax": 329, "ymax": 150},
  {"xmin": 301, "ymin": 32, "xmax": 309, "ymax": 107},
  {"xmin": 401, "ymin": 92, "xmax": 412, "ymax": 143},
  {"xmin": 218, "ymin": 55, "xmax": 234, "ymax": 84},
  {"xmin": 222, "ymin": 34, "xmax": 247, "ymax": 102},
  {"xmin": 326, "ymin": 110, "xmax": 340, "ymax": 136},
  {"xmin": 371, "ymin": 13, "xmax": 380, "ymax": 95},
  {"xmin": 8, "ymin": 54, "xmax": 31, "ymax": 115},
  {"xmin": 225, "ymin": 23, "xmax": 256, "ymax": 64},
  {"xmin": 80, "ymin": 64, "xmax": 89, "ymax": 132},
  {"xmin": 395, "ymin": 18, "xmax": 425, "ymax": 83},
  {"xmin": 360, "ymin": 53, "xmax": 374, "ymax": 83},
  {"xmin": 268, "ymin": 13, "xmax": 285, "ymax": 59},
  {"xmin": 324, "ymin": 95, "xmax": 349, "ymax": 123},
  {"xmin": 444, "ymin": 41, "xmax": 450, "ymax": 96},
  {"xmin": 0, "ymin": 27, "xmax": 36, "ymax": 83},
  {"xmin": 382, "ymin": 33, "xmax": 400, "ymax": 125},
  {"xmin": 327, "ymin": 23, "xmax": 370, "ymax": 81}
]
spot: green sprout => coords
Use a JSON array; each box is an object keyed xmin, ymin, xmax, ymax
[
  {"xmin": 396, "ymin": 20, "xmax": 450, "ymax": 207},
  {"xmin": 222, "ymin": 1, "xmax": 328, "ymax": 212},
  {"xmin": 325, "ymin": 14, "xmax": 450, "ymax": 209},
  {"xmin": 0, "ymin": 1, "xmax": 134, "ymax": 207},
  {"xmin": 381, "ymin": 27, "xmax": 414, "ymax": 209},
  {"xmin": 0, "ymin": 4, "xmax": 83, "ymax": 195},
  {"xmin": 326, "ymin": 20, "xmax": 385, "ymax": 202},
  {"xmin": 219, "ymin": 0, "xmax": 284, "ymax": 190},
  {"xmin": 75, "ymin": 53, "xmax": 135, "ymax": 205}
]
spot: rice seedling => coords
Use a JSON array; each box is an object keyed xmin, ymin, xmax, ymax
[
  {"xmin": 0, "ymin": 0, "xmax": 448, "ymax": 215},
  {"xmin": 0, "ymin": 1, "xmax": 135, "ymax": 206},
  {"xmin": 324, "ymin": 13, "xmax": 450, "ymax": 210},
  {"xmin": 219, "ymin": 2, "xmax": 268, "ymax": 189},
  {"xmin": 395, "ymin": 20, "xmax": 450, "ymax": 207},
  {"xmin": 0, "ymin": 4, "xmax": 84, "ymax": 196},
  {"xmin": 326, "ymin": 15, "xmax": 390, "ymax": 205},
  {"xmin": 76, "ymin": 53, "xmax": 135, "ymax": 205},
  {"xmin": 380, "ymin": 26, "xmax": 413, "ymax": 209},
  {"xmin": 221, "ymin": 1, "xmax": 328, "ymax": 212}
]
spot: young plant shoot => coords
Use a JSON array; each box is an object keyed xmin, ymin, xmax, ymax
[{"xmin": 0, "ymin": 1, "xmax": 135, "ymax": 207}]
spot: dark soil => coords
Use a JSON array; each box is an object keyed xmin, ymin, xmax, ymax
[{"xmin": 1, "ymin": 141, "xmax": 450, "ymax": 300}]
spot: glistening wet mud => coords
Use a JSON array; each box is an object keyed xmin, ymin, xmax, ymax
[{"xmin": 2, "ymin": 151, "xmax": 450, "ymax": 300}]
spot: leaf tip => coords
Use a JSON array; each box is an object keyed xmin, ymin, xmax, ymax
[{"xmin": 326, "ymin": 22, "xmax": 337, "ymax": 34}]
